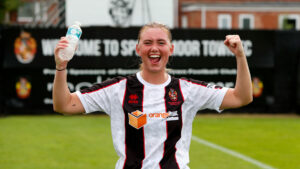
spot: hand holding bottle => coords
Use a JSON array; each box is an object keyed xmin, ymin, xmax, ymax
[
  {"xmin": 54, "ymin": 21, "xmax": 82, "ymax": 71},
  {"xmin": 58, "ymin": 21, "xmax": 82, "ymax": 61},
  {"xmin": 54, "ymin": 37, "xmax": 69, "ymax": 71}
]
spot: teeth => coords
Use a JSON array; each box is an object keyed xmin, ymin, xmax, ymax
[{"xmin": 149, "ymin": 55, "xmax": 160, "ymax": 58}]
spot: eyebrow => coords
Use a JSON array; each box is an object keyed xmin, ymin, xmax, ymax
[{"xmin": 143, "ymin": 39, "xmax": 168, "ymax": 42}]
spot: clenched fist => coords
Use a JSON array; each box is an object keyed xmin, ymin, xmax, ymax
[{"xmin": 224, "ymin": 35, "xmax": 245, "ymax": 58}]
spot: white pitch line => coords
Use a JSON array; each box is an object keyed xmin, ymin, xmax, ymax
[{"xmin": 191, "ymin": 135, "xmax": 277, "ymax": 169}]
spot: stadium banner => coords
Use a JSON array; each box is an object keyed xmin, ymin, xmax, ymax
[
  {"xmin": 0, "ymin": 27, "xmax": 282, "ymax": 114},
  {"xmin": 273, "ymin": 31, "xmax": 300, "ymax": 113}
]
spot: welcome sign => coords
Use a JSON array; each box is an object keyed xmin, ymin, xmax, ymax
[{"xmin": 1, "ymin": 27, "xmax": 283, "ymax": 114}]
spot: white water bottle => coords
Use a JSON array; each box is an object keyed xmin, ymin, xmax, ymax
[{"xmin": 58, "ymin": 21, "xmax": 82, "ymax": 61}]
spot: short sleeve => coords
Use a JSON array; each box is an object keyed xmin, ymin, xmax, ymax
[
  {"xmin": 75, "ymin": 77, "xmax": 125, "ymax": 115},
  {"xmin": 76, "ymin": 90, "xmax": 108, "ymax": 114},
  {"xmin": 182, "ymin": 79, "xmax": 229, "ymax": 113}
]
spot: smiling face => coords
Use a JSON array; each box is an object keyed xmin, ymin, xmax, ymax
[{"xmin": 136, "ymin": 27, "xmax": 174, "ymax": 74}]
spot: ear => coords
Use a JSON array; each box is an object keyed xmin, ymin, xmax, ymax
[
  {"xmin": 136, "ymin": 44, "xmax": 140, "ymax": 55},
  {"xmin": 169, "ymin": 43, "xmax": 174, "ymax": 55}
]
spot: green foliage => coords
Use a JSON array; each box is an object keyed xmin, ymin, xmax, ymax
[
  {"xmin": 282, "ymin": 18, "xmax": 296, "ymax": 30},
  {"xmin": 0, "ymin": 0, "xmax": 22, "ymax": 23}
]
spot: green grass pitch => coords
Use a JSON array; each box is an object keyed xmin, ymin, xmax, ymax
[{"xmin": 0, "ymin": 114, "xmax": 299, "ymax": 169}]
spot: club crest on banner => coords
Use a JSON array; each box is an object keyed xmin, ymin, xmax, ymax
[
  {"xmin": 252, "ymin": 77, "xmax": 264, "ymax": 98},
  {"xmin": 14, "ymin": 31, "xmax": 37, "ymax": 64},
  {"xmin": 16, "ymin": 77, "xmax": 31, "ymax": 99},
  {"xmin": 109, "ymin": 0, "xmax": 135, "ymax": 27}
]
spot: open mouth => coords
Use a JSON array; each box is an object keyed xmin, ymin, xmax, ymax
[{"xmin": 149, "ymin": 55, "xmax": 161, "ymax": 64}]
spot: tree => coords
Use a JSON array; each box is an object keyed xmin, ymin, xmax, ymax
[{"xmin": 0, "ymin": 0, "xmax": 22, "ymax": 24}]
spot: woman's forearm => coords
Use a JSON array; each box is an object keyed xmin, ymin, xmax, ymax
[
  {"xmin": 234, "ymin": 53, "xmax": 253, "ymax": 105},
  {"xmin": 52, "ymin": 70, "xmax": 71, "ymax": 113}
]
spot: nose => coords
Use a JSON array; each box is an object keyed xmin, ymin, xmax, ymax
[{"xmin": 150, "ymin": 44, "xmax": 159, "ymax": 53}]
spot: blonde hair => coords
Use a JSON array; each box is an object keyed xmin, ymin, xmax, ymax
[{"xmin": 137, "ymin": 22, "xmax": 172, "ymax": 43}]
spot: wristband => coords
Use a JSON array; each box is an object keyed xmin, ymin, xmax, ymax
[{"xmin": 56, "ymin": 67, "xmax": 66, "ymax": 71}]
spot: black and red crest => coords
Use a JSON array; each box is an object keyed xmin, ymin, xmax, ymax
[{"xmin": 168, "ymin": 88, "xmax": 178, "ymax": 101}]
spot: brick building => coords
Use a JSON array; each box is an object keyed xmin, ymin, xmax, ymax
[
  {"xmin": 2, "ymin": 0, "xmax": 65, "ymax": 27},
  {"xmin": 3, "ymin": 0, "xmax": 300, "ymax": 29},
  {"xmin": 179, "ymin": 0, "xmax": 300, "ymax": 30}
]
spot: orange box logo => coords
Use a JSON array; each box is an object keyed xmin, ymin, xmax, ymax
[{"xmin": 128, "ymin": 110, "xmax": 147, "ymax": 129}]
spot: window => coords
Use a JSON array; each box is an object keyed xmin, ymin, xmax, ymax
[
  {"xmin": 17, "ymin": 1, "xmax": 49, "ymax": 23},
  {"xmin": 279, "ymin": 14, "xmax": 300, "ymax": 30},
  {"xmin": 218, "ymin": 14, "xmax": 231, "ymax": 29},
  {"xmin": 181, "ymin": 15, "xmax": 188, "ymax": 28},
  {"xmin": 239, "ymin": 14, "xmax": 254, "ymax": 29},
  {"xmin": 17, "ymin": 2, "xmax": 36, "ymax": 22}
]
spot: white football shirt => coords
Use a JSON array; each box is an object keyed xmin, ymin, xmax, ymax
[{"xmin": 76, "ymin": 72, "xmax": 228, "ymax": 169}]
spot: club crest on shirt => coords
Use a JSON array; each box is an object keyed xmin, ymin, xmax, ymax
[
  {"xmin": 168, "ymin": 88, "xmax": 182, "ymax": 106},
  {"xmin": 168, "ymin": 88, "xmax": 178, "ymax": 101}
]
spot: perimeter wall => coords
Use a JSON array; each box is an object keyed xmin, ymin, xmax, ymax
[{"xmin": 0, "ymin": 26, "xmax": 299, "ymax": 114}]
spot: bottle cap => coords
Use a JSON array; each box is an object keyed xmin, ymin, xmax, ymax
[{"xmin": 74, "ymin": 21, "xmax": 81, "ymax": 27}]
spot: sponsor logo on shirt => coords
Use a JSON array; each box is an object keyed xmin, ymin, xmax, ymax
[
  {"xmin": 128, "ymin": 110, "xmax": 179, "ymax": 129},
  {"xmin": 128, "ymin": 110, "xmax": 147, "ymax": 129},
  {"xmin": 128, "ymin": 94, "xmax": 138, "ymax": 104},
  {"xmin": 149, "ymin": 112, "xmax": 169, "ymax": 118},
  {"xmin": 148, "ymin": 111, "xmax": 178, "ymax": 121},
  {"xmin": 165, "ymin": 111, "xmax": 179, "ymax": 121}
]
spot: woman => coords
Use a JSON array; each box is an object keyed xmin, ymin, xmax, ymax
[{"xmin": 53, "ymin": 22, "xmax": 252, "ymax": 169}]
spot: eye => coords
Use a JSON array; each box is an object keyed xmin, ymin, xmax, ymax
[
  {"xmin": 143, "ymin": 40, "xmax": 152, "ymax": 45},
  {"xmin": 158, "ymin": 41, "xmax": 166, "ymax": 45}
]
